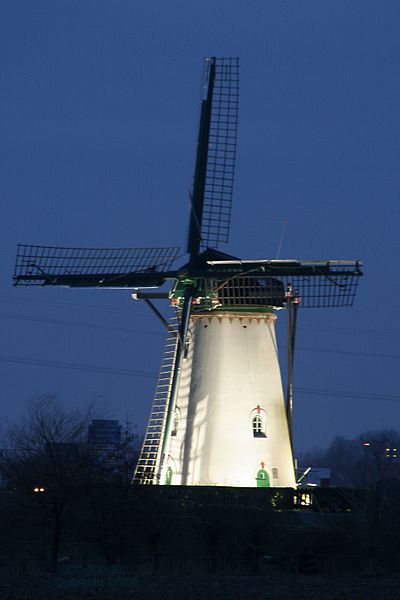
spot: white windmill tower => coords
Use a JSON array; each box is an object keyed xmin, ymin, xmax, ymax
[{"xmin": 13, "ymin": 57, "xmax": 363, "ymax": 488}]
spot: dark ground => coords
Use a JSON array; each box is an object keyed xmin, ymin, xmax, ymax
[
  {"xmin": 1, "ymin": 568, "xmax": 400, "ymax": 600},
  {"xmin": 1, "ymin": 485, "xmax": 400, "ymax": 599}
]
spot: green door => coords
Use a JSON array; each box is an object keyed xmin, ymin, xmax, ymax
[
  {"xmin": 256, "ymin": 468, "xmax": 270, "ymax": 487},
  {"xmin": 165, "ymin": 466, "xmax": 173, "ymax": 485}
]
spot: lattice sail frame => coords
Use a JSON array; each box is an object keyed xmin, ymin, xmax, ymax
[
  {"xmin": 200, "ymin": 57, "xmax": 239, "ymax": 250},
  {"xmin": 205, "ymin": 260, "xmax": 362, "ymax": 309},
  {"xmin": 211, "ymin": 269, "xmax": 361, "ymax": 309},
  {"xmin": 169, "ymin": 260, "xmax": 363, "ymax": 310},
  {"xmin": 13, "ymin": 244, "xmax": 180, "ymax": 287}
]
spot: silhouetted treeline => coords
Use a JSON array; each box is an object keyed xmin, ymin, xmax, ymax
[
  {"xmin": 1, "ymin": 397, "xmax": 400, "ymax": 577},
  {"xmin": 299, "ymin": 430, "xmax": 400, "ymax": 487},
  {"xmin": 2, "ymin": 483, "xmax": 400, "ymax": 577}
]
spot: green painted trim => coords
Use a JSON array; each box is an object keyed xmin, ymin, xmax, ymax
[
  {"xmin": 170, "ymin": 276, "xmax": 276, "ymax": 312},
  {"xmin": 209, "ymin": 306, "xmax": 273, "ymax": 314}
]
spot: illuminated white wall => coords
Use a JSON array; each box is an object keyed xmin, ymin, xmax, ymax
[{"xmin": 163, "ymin": 313, "xmax": 296, "ymax": 488}]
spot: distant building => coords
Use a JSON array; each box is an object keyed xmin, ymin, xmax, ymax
[
  {"xmin": 384, "ymin": 446, "xmax": 399, "ymax": 461},
  {"xmin": 88, "ymin": 419, "xmax": 122, "ymax": 468}
]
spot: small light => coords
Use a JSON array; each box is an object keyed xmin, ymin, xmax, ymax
[
  {"xmin": 39, "ymin": 487, "xmax": 45, "ymax": 492},
  {"xmin": 300, "ymin": 493, "xmax": 312, "ymax": 506},
  {"xmin": 33, "ymin": 487, "xmax": 39, "ymax": 493},
  {"xmin": 363, "ymin": 442, "xmax": 370, "ymax": 446}
]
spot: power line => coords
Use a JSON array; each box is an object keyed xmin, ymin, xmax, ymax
[
  {"xmin": 296, "ymin": 346, "xmax": 400, "ymax": 361},
  {"xmin": 1, "ymin": 295, "xmax": 398, "ymax": 338},
  {"xmin": 276, "ymin": 322, "xmax": 400, "ymax": 338},
  {"xmin": 1, "ymin": 310, "xmax": 396, "ymax": 362},
  {"xmin": 0, "ymin": 295, "xmax": 151, "ymax": 318},
  {"xmin": 0, "ymin": 312, "xmax": 163, "ymax": 337},
  {"xmin": 297, "ymin": 387, "xmax": 400, "ymax": 403},
  {"xmin": 0, "ymin": 354, "xmax": 157, "ymax": 379},
  {"xmin": 0, "ymin": 353, "xmax": 398, "ymax": 404}
]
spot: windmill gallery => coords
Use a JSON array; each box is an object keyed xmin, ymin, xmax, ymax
[{"xmin": 13, "ymin": 57, "xmax": 363, "ymax": 489}]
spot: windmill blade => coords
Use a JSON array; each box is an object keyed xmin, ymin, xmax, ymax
[
  {"xmin": 13, "ymin": 244, "xmax": 180, "ymax": 288},
  {"xmin": 187, "ymin": 57, "xmax": 239, "ymax": 260},
  {"xmin": 202, "ymin": 259, "xmax": 363, "ymax": 308}
]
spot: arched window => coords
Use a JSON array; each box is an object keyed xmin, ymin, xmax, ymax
[
  {"xmin": 252, "ymin": 415, "xmax": 266, "ymax": 438},
  {"xmin": 171, "ymin": 409, "xmax": 180, "ymax": 436}
]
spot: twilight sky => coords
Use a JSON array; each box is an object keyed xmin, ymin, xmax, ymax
[{"xmin": 1, "ymin": 0, "xmax": 400, "ymax": 451}]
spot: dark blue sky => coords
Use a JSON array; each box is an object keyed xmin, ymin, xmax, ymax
[{"xmin": 1, "ymin": 1, "xmax": 399, "ymax": 451}]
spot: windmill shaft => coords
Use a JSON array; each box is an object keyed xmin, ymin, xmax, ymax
[
  {"xmin": 15, "ymin": 273, "xmax": 167, "ymax": 288},
  {"xmin": 286, "ymin": 300, "xmax": 299, "ymax": 447}
]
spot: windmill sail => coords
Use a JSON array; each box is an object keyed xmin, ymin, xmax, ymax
[
  {"xmin": 13, "ymin": 244, "xmax": 179, "ymax": 288},
  {"xmin": 187, "ymin": 57, "xmax": 239, "ymax": 259},
  {"xmin": 202, "ymin": 259, "xmax": 363, "ymax": 308}
]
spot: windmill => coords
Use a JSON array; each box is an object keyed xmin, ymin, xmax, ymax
[{"xmin": 13, "ymin": 57, "xmax": 362, "ymax": 488}]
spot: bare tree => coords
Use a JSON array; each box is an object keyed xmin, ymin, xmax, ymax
[
  {"xmin": 83, "ymin": 418, "xmax": 139, "ymax": 566},
  {"xmin": 358, "ymin": 429, "xmax": 400, "ymax": 485},
  {"xmin": 1, "ymin": 394, "xmax": 93, "ymax": 571},
  {"xmin": 324, "ymin": 435, "xmax": 360, "ymax": 486},
  {"xmin": 356, "ymin": 430, "xmax": 400, "ymax": 572},
  {"xmin": 323, "ymin": 429, "xmax": 400, "ymax": 574},
  {"xmin": 297, "ymin": 445, "xmax": 326, "ymax": 469}
]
